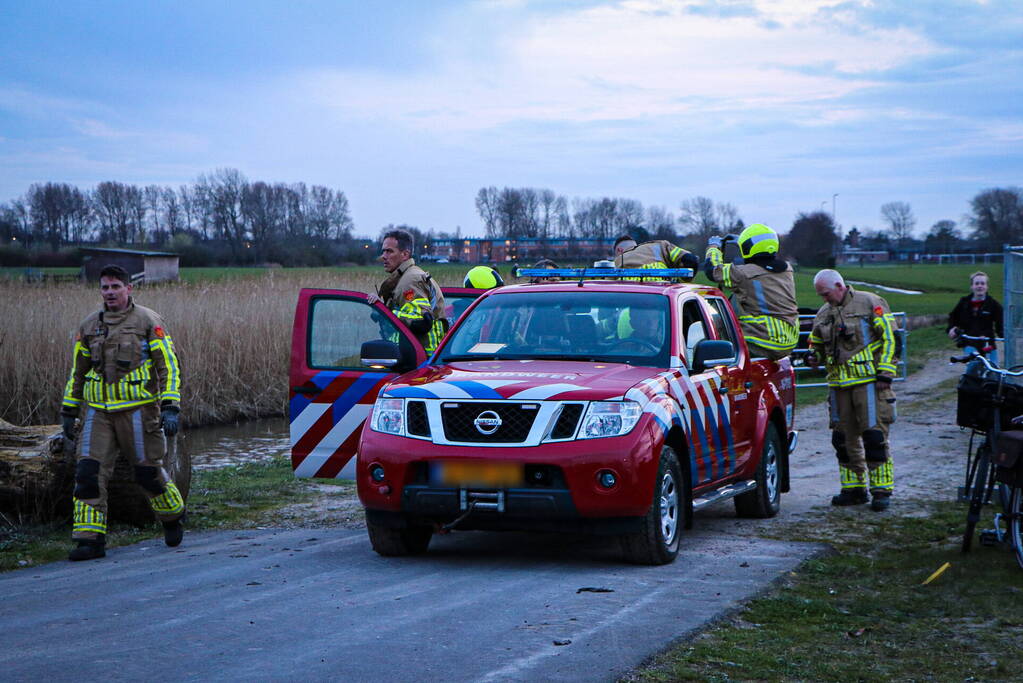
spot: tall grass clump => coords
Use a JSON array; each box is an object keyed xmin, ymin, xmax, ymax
[{"xmin": 0, "ymin": 266, "xmax": 454, "ymax": 427}]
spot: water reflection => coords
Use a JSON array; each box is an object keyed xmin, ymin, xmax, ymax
[{"xmin": 181, "ymin": 417, "xmax": 290, "ymax": 471}]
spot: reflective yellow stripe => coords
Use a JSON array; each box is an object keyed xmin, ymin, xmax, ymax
[
  {"xmin": 150, "ymin": 481, "xmax": 185, "ymax": 516},
  {"xmin": 839, "ymin": 466, "xmax": 867, "ymax": 489},
  {"xmin": 149, "ymin": 336, "xmax": 181, "ymax": 402},
  {"xmin": 738, "ymin": 315, "xmax": 799, "ymax": 351},
  {"xmin": 721, "ymin": 263, "xmax": 733, "ymax": 288},
  {"xmin": 705, "ymin": 246, "xmax": 723, "ymax": 268},
  {"xmin": 62, "ymin": 341, "xmax": 90, "ymax": 409},
  {"xmin": 73, "ymin": 498, "xmax": 108, "ymax": 534},
  {"xmin": 869, "ymin": 460, "xmax": 894, "ymax": 490}
]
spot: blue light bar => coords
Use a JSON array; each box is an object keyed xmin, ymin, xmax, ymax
[{"xmin": 513, "ymin": 267, "xmax": 695, "ymax": 280}]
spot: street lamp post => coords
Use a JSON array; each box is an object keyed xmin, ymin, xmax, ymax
[
  {"xmin": 832, "ymin": 193, "xmax": 839, "ymax": 226},
  {"xmin": 820, "ymin": 201, "xmax": 827, "ymax": 213}
]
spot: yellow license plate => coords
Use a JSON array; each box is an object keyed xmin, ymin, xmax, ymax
[{"xmin": 433, "ymin": 460, "xmax": 524, "ymax": 487}]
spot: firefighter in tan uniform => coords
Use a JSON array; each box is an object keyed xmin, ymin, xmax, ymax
[
  {"xmin": 368, "ymin": 229, "xmax": 447, "ymax": 354},
  {"xmin": 613, "ymin": 235, "xmax": 699, "ymax": 280},
  {"xmin": 60, "ymin": 265, "xmax": 185, "ymax": 561},
  {"xmin": 807, "ymin": 269, "xmax": 898, "ymax": 511},
  {"xmin": 702, "ymin": 223, "xmax": 799, "ymax": 360}
]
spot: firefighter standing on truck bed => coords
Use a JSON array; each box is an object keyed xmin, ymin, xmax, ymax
[
  {"xmin": 61, "ymin": 264, "xmax": 185, "ymax": 561},
  {"xmin": 368, "ymin": 228, "xmax": 447, "ymax": 354},
  {"xmin": 806, "ymin": 268, "xmax": 898, "ymax": 512},
  {"xmin": 702, "ymin": 223, "xmax": 799, "ymax": 360},
  {"xmin": 613, "ymin": 235, "xmax": 699, "ymax": 280}
]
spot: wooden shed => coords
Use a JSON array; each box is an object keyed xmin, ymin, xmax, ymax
[{"xmin": 81, "ymin": 247, "xmax": 180, "ymax": 283}]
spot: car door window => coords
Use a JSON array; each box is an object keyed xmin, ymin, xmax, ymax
[
  {"xmin": 681, "ymin": 299, "xmax": 710, "ymax": 368},
  {"xmin": 308, "ymin": 297, "xmax": 409, "ymax": 370},
  {"xmin": 706, "ymin": 297, "xmax": 739, "ymax": 366}
]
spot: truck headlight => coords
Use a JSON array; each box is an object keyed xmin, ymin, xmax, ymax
[
  {"xmin": 579, "ymin": 401, "xmax": 642, "ymax": 439},
  {"xmin": 370, "ymin": 398, "xmax": 405, "ymax": 435}
]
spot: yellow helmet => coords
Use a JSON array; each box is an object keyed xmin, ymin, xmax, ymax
[
  {"xmin": 738, "ymin": 223, "xmax": 779, "ymax": 259},
  {"xmin": 463, "ymin": 265, "xmax": 504, "ymax": 289}
]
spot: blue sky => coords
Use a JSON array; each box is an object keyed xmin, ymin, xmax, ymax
[{"xmin": 1, "ymin": 0, "xmax": 1021, "ymax": 238}]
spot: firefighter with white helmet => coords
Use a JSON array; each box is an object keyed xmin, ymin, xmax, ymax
[{"xmin": 703, "ymin": 223, "xmax": 799, "ymax": 360}]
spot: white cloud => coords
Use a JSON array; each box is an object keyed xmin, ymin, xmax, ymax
[{"xmin": 293, "ymin": 0, "xmax": 941, "ymax": 133}]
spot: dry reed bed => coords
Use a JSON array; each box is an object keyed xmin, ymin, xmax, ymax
[{"xmin": 0, "ymin": 268, "xmax": 449, "ymax": 427}]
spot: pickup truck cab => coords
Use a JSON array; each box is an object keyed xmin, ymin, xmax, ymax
[{"xmin": 290, "ymin": 269, "xmax": 796, "ymax": 565}]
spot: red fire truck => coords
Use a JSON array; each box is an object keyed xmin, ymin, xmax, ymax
[{"xmin": 290, "ymin": 268, "xmax": 797, "ymax": 564}]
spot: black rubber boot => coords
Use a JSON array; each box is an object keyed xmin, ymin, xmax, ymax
[
  {"xmin": 831, "ymin": 489, "xmax": 869, "ymax": 506},
  {"xmin": 163, "ymin": 519, "xmax": 184, "ymax": 547},
  {"xmin": 68, "ymin": 536, "xmax": 106, "ymax": 562},
  {"xmin": 870, "ymin": 492, "xmax": 892, "ymax": 512}
]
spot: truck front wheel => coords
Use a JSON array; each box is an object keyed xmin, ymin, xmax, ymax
[
  {"xmin": 620, "ymin": 445, "xmax": 685, "ymax": 565},
  {"xmin": 367, "ymin": 517, "xmax": 433, "ymax": 556},
  {"xmin": 735, "ymin": 423, "xmax": 782, "ymax": 518}
]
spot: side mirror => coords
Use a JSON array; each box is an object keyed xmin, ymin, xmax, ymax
[
  {"xmin": 692, "ymin": 339, "xmax": 736, "ymax": 373},
  {"xmin": 360, "ymin": 339, "xmax": 402, "ymax": 370}
]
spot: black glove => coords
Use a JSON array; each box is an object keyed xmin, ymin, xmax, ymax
[
  {"xmin": 680, "ymin": 252, "xmax": 700, "ymax": 271},
  {"xmin": 61, "ymin": 414, "xmax": 77, "ymax": 440},
  {"xmin": 161, "ymin": 407, "xmax": 180, "ymax": 437},
  {"xmin": 875, "ymin": 374, "xmax": 893, "ymax": 387}
]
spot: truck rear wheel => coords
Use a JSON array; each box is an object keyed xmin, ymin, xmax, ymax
[
  {"xmin": 735, "ymin": 423, "xmax": 782, "ymax": 518},
  {"xmin": 620, "ymin": 445, "xmax": 684, "ymax": 565},
  {"xmin": 367, "ymin": 517, "xmax": 433, "ymax": 556}
]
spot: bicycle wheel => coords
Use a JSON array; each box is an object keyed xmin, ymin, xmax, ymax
[
  {"xmin": 1010, "ymin": 486, "xmax": 1023, "ymax": 570},
  {"xmin": 963, "ymin": 442, "xmax": 992, "ymax": 553}
]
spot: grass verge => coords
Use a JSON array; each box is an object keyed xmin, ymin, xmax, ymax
[
  {"xmin": 628, "ymin": 500, "xmax": 1023, "ymax": 682},
  {"xmin": 0, "ymin": 456, "xmax": 334, "ymax": 572}
]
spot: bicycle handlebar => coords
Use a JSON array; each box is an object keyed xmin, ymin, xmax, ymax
[{"xmin": 950, "ymin": 352, "xmax": 1023, "ymax": 377}]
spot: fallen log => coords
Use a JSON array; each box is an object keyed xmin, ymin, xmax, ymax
[{"xmin": 0, "ymin": 418, "xmax": 191, "ymax": 525}]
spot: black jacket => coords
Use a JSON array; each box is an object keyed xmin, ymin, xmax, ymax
[{"xmin": 947, "ymin": 295, "xmax": 1003, "ymax": 339}]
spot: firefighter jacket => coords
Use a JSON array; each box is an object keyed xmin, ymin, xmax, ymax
[
  {"xmin": 809, "ymin": 286, "xmax": 898, "ymax": 388},
  {"xmin": 62, "ymin": 299, "xmax": 182, "ymax": 414},
  {"xmin": 615, "ymin": 240, "xmax": 697, "ymax": 280},
  {"xmin": 704, "ymin": 248, "xmax": 799, "ymax": 357},
  {"xmin": 379, "ymin": 258, "xmax": 447, "ymax": 353}
]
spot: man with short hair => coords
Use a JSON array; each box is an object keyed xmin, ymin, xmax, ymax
[
  {"xmin": 61, "ymin": 264, "xmax": 185, "ymax": 560},
  {"xmin": 703, "ymin": 223, "xmax": 799, "ymax": 360},
  {"xmin": 807, "ymin": 269, "xmax": 898, "ymax": 511},
  {"xmin": 612, "ymin": 234, "xmax": 698, "ymax": 280},
  {"xmin": 368, "ymin": 229, "xmax": 447, "ymax": 353}
]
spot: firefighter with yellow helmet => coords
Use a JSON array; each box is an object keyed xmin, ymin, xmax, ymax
[
  {"xmin": 463, "ymin": 265, "xmax": 505, "ymax": 289},
  {"xmin": 368, "ymin": 228, "xmax": 448, "ymax": 354},
  {"xmin": 703, "ymin": 223, "xmax": 799, "ymax": 360},
  {"xmin": 61, "ymin": 264, "xmax": 185, "ymax": 561}
]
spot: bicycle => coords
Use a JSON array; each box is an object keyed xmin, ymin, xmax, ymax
[{"xmin": 952, "ymin": 351, "xmax": 1023, "ymax": 553}]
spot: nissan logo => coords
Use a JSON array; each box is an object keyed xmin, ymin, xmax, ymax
[{"xmin": 474, "ymin": 410, "xmax": 502, "ymax": 435}]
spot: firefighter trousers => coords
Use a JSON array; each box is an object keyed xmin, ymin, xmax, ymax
[
  {"xmin": 72, "ymin": 403, "xmax": 185, "ymax": 540},
  {"xmin": 828, "ymin": 381, "xmax": 896, "ymax": 495}
]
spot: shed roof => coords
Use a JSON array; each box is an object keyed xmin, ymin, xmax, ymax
[{"xmin": 81, "ymin": 247, "xmax": 178, "ymax": 257}]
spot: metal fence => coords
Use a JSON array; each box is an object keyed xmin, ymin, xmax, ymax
[
  {"xmin": 791, "ymin": 312, "xmax": 909, "ymax": 389},
  {"xmin": 1004, "ymin": 246, "xmax": 1023, "ymax": 371}
]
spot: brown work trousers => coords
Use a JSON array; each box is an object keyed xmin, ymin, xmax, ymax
[
  {"xmin": 73, "ymin": 403, "xmax": 182, "ymax": 540},
  {"xmin": 828, "ymin": 381, "xmax": 896, "ymax": 486}
]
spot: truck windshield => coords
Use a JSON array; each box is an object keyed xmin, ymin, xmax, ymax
[{"xmin": 439, "ymin": 291, "xmax": 671, "ymax": 367}]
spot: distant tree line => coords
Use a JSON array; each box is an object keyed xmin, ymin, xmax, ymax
[
  {"xmin": 0, "ymin": 168, "xmax": 364, "ymax": 267},
  {"xmin": 474, "ymin": 186, "xmax": 743, "ymax": 249}
]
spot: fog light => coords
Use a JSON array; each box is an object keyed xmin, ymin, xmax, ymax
[
  {"xmin": 597, "ymin": 470, "xmax": 617, "ymax": 489},
  {"xmin": 370, "ymin": 464, "xmax": 386, "ymax": 482}
]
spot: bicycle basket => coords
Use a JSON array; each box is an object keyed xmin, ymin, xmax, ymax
[
  {"xmin": 957, "ymin": 372, "xmax": 1023, "ymax": 431},
  {"xmin": 994, "ymin": 431, "xmax": 1023, "ymax": 487}
]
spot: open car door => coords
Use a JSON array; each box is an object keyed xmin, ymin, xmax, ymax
[
  {"xmin": 289, "ymin": 287, "xmax": 484, "ymax": 479},
  {"xmin": 290, "ymin": 289, "xmax": 426, "ymax": 479}
]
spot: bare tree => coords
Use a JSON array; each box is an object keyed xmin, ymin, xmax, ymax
[
  {"xmin": 880, "ymin": 201, "xmax": 916, "ymax": 246},
  {"xmin": 968, "ymin": 187, "xmax": 1023, "ymax": 247},
  {"xmin": 475, "ymin": 187, "xmax": 500, "ymax": 237}
]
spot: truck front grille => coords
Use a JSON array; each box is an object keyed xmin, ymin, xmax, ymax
[
  {"xmin": 441, "ymin": 402, "xmax": 537, "ymax": 443},
  {"xmin": 407, "ymin": 400, "xmax": 430, "ymax": 437}
]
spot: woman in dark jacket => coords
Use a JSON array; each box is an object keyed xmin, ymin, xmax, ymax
[{"xmin": 947, "ymin": 271, "xmax": 1003, "ymax": 362}]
